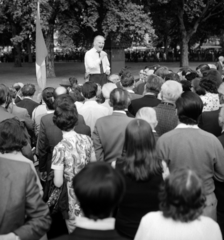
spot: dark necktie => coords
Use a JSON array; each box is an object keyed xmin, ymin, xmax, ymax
[{"xmin": 98, "ymin": 51, "xmax": 104, "ymax": 74}]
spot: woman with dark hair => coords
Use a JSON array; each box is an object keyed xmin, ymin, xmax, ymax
[
  {"xmin": 135, "ymin": 168, "xmax": 222, "ymax": 240},
  {"xmin": 0, "ymin": 118, "xmax": 42, "ymax": 194},
  {"xmin": 51, "ymin": 95, "xmax": 96, "ymax": 233},
  {"xmin": 115, "ymin": 119, "xmax": 168, "ymax": 239}
]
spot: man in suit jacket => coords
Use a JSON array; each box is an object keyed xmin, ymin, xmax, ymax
[
  {"xmin": 0, "ymin": 157, "xmax": 51, "ymax": 240},
  {"xmin": 128, "ymin": 74, "xmax": 162, "ymax": 116},
  {"xmin": 154, "ymin": 80, "xmax": 183, "ymax": 136},
  {"xmin": 17, "ymin": 83, "xmax": 39, "ymax": 116},
  {"xmin": 52, "ymin": 162, "xmax": 126, "ymax": 240},
  {"xmin": 120, "ymin": 72, "xmax": 142, "ymax": 101},
  {"xmin": 92, "ymin": 88, "xmax": 133, "ymax": 163}
]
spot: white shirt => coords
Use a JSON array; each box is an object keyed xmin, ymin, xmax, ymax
[
  {"xmin": 78, "ymin": 100, "xmax": 110, "ymax": 134},
  {"xmin": 101, "ymin": 99, "xmax": 113, "ymax": 115},
  {"xmin": 84, "ymin": 48, "xmax": 110, "ymax": 74},
  {"xmin": 135, "ymin": 211, "xmax": 222, "ymax": 240}
]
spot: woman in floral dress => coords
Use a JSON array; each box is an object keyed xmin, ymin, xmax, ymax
[{"xmin": 51, "ymin": 95, "xmax": 96, "ymax": 233}]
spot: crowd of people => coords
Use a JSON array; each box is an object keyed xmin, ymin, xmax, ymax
[{"xmin": 1, "ymin": 51, "xmax": 224, "ymax": 240}]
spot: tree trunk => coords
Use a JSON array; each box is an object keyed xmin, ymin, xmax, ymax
[
  {"xmin": 14, "ymin": 43, "xmax": 22, "ymax": 67},
  {"xmin": 180, "ymin": 35, "xmax": 189, "ymax": 67},
  {"xmin": 27, "ymin": 40, "xmax": 33, "ymax": 63},
  {"xmin": 46, "ymin": 24, "xmax": 56, "ymax": 77}
]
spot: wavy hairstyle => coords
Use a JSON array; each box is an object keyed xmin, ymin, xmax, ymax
[
  {"xmin": 53, "ymin": 94, "xmax": 78, "ymax": 131},
  {"xmin": 0, "ymin": 118, "xmax": 28, "ymax": 153},
  {"xmin": 160, "ymin": 168, "xmax": 206, "ymax": 222},
  {"xmin": 122, "ymin": 119, "xmax": 162, "ymax": 181}
]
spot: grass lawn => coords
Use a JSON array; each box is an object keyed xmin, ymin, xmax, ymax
[{"xmin": 0, "ymin": 60, "xmax": 210, "ymax": 91}]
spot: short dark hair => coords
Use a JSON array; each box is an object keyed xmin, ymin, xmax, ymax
[
  {"xmin": 145, "ymin": 74, "xmax": 164, "ymax": 94},
  {"xmin": 160, "ymin": 168, "xmax": 206, "ymax": 222},
  {"xmin": 120, "ymin": 72, "xmax": 135, "ymax": 87},
  {"xmin": 53, "ymin": 95, "xmax": 78, "ymax": 131},
  {"xmin": 69, "ymin": 77, "xmax": 78, "ymax": 87},
  {"xmin": 0, "ymin": 118, "xmax": 28, "ymax": 153},
  {"xmin": 21, "ymin": 84, "xmax": 36, "ymax": 97},
  {"xmin": 0, "ymin": 84, "xmax": 9, "ymax": 105},
  {"xmin": 110, "ymin": 88, "xmax": 130, "ymax": 110},
  {"xmin": 164, "ymin": 72, "xmax": 180, "ymax": 82},
  {"xmin": 42, "ymin": 87, "xmax": 55, "ymax": 110},
  {"xmin": 73, "ymin": 162, "xmax": 125, "ymax": 220},
  {"xmin": 9, "ymin": 88, "xmax": 17, "ymax": 99},
  {"xmin": 82, "ymin": 82, "xmax": 97, "ymax": 99},
  {"xmin": 121, "ymin": 119, "xmax": 162, "ymax": 180},
  {"xmin": 154, "ymin": 66, "xmax": 170, "ymax": 79},
  {"xmin": 176, "ymin": 92, "xmax": 203, "ymax": 125},
  {"xmin": 70, "ymin": 86, "xmax": 85, "ymax": 102},
  {"xmin": 180, "ymin": 80, "xmax": 191, "ymax": 92}
]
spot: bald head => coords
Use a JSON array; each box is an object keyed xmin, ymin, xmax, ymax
[
  {"xmin": 93, "ymin": 35, "xmax": 105, "ymax": 52},
  {"xmin": 53, "ymin": 86, "xmax": 67, "ymax": 99}
]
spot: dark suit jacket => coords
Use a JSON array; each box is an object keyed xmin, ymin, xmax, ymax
[
  {"xmin": 52, "ymin": 227, "xmax": 127, "ymax": 240},
  {"xmin": 198, "ymin": 108, "xmax": 222, "ymax": 137},
  {"xmin": 154, "ymin": 102, "xmax": 178, "ymax": 136},
  {"xmin": 0, "ymin": 106, "xmax": 15, "ymax": 122},
  {"xmin": 128, "ymin": 94, "xmax": 161, "ymax": 116},
  {"xmin": 127, "ymin": 91, "xmax": 142, "ymax": 101},
  {"xmin": 17, "ymin": 98, "xmax": 39, "ymax": 117},
  {"xmin": 92, "ymin": 112, "xmax": 133, "ymax": 162},
  {"xmin": 8, "ymin": 103, "xmax": 33, "ymax": 131},
  {"xmin": 0, "ymin": 157, "xmax": 51, "ymax": 240},
  {"xmin": 37, "ymin": 113, "xmax": 90, "ymax": 173}
]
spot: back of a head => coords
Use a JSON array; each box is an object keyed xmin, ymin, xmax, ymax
[
  {"xmin": 53, "ymin": 86, "xmax": 68, "ymax": 99},
  {"xmin": 176, "ymin": 91, "xmax": 203, "ymax": 125},
  {"xmin": 82, "ymin": 82, "xmax": 97, "ymax": 99},
  {"xmin": 53, "ymin": 94, "xmax": 78, "ymax": 131},
  {"xmin": 108, "ymin": 74, "xmax": 120, "ymax": 84},
  {"xmin": 160, "ymin": 168, "xmax": 205, "ymax": 222},
  {"xmin": 120, "ymin": 72, "xmax": 135, "ymax": 88},
  {"xmin": 9, "ymin": 88, "xmax": 17, "ymax": 99},
  {"xmin": 73, "ymin": 162, "xmax": 125, "ymax": 220},
  {"xmin": 161, "ymin": 80, "xmax": 183, "ymax": 103},
  {"xmin": 201, "ymin": 69, "xmax": 222, "ymax": 88},
  {"xmin": 136, "ymin": 107, "xmax": 158, "ymax": 129},
  {"xmin": 0, "ymin": 84, "xmax": 9, "ymax": 105},
  {"xmin": 110, "ymin": 88, "xmax": 130, "ymax": 110},
  {"xmin": 0, "ymin": 118, "xmax": 27, "ymax": 153},
  {"xmin": 21, "ymin": 84, "xmax": 36, "ymax": 97},
  {"xmin": 145, "ymin": 74, "xmax": 164, "ymax": 94},
  {"xmin": 154, "ymin": 66, "xmax": 170, "ymax": 79},
  {"xmin": 123, "ymin": 119, "xmax": 162, "ymax": 180},
  {"xmin": 102, "ymin": 83, "xmax": 117, "ymax": 99},
  {"xmin": 42, "ymin": 87, "xmax": 55, "ymax": 110},
  {"xmin": 164, "ymin": 72, "xmax": 180, "ymax": 82}
]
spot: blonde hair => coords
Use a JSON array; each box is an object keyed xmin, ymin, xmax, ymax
[
  {"xmin": 161, "ymin": 80, "xmax": 183, "ymax": 103},
  {"xmin": 136, "ymin": 107, "xmax": 158, "ymax": 130}
]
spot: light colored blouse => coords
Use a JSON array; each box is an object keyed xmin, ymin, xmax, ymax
[
  {"xmin": 200, "ymin": 92, "xmax": 220, "ymax": 112},
  {"xmin": 134, "ymin": 211, "xmax": 222, "ymax": 240}
]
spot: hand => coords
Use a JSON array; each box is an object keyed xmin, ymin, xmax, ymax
[
  {"xmin": 105, "ymin": 69, "xmax": 110, "ymax": 75},
  {"xmin": 100, "ymin": 52, "xmax": 107, "ymax": 60},
  {"xmin": 40, "ymin": 172, "xmax": 47, "ymax": 182}
]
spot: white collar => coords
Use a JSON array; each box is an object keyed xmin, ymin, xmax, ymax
[
  {"xmin": 47, "ymin": 110, "xmax": 54, "ymax": 114},
  {"xmin": 62, "ymin": 130, "xmax": 76, "ymax": 138},
  {"xmin": 127, "ymin": 89, "xmax": 134, "ymax": 93},
  {"xmin": 176, "ymin": 123, "xmax": 199, "ymax": 129},
  {"xmin": 84, "ymin": 100, "xmax": 98, "ymax": 105},
  {"xmin": 113, "ymin": 110, "xmax": 126, "ymax": 114},
  {"xmin": 76, "ymin": 217, "xmax": 115, "ymax": 230},
  {"xmin": 23, "ymin": 96, "xmax": 33, "ymax": 100}
]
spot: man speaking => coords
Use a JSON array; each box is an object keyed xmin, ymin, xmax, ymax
[{"xmin": 84, "ymin": 35, "xmax": 110, "ymax": 86}]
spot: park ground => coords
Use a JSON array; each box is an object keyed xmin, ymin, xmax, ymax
[{"xmin": 0, "ymin": 61, "xmax": 211, "ymax": 97}]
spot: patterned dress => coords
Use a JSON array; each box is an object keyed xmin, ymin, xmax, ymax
[
  {"xmin": 51, "ymin": 131, "xmax": 96, "ymax": 232},
  {"xmin": 200, "ymin": 92, "xmax": 220, "ymax": 112}
]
